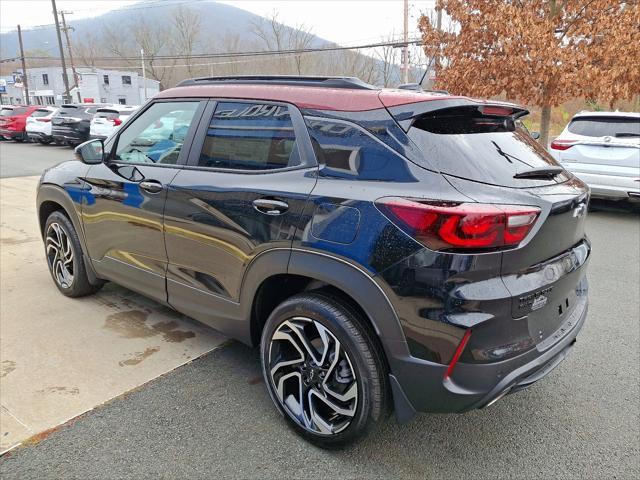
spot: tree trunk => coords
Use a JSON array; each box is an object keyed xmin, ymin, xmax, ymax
[{"xmin": 540, "ymin": 105, "xmax": 552, "ymax": 148}]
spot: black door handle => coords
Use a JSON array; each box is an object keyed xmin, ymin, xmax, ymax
[
  {"xmin": 139, "ymin": 180, "xmax": 163, "ymax": 193},
  {"xmin": 252, "ymin": 198, "xmax": 289, "ymax": 215}
]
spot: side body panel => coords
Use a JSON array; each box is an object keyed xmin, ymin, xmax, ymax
[{"xmin": 163, "ymin": 99, "xmax": 318, "ymax": 333}]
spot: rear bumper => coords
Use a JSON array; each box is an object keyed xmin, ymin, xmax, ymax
[
  {"xmin": 0, "ymin": 129, "xmax": 25, "ymax": 139},
  {"xmin": 27, "ymin": 131, "xmax": 52, "ymax": 141},
  {"xmin": 565, "ymin": 171, "xmax": 640, "ymax": 201},
  {"xmin": 388, "ymin": 294, "xmax": 588, "ymax": 417},
  {"xmin": 52, "ymin": 131, "xmax": 86, "ymax": 144}
]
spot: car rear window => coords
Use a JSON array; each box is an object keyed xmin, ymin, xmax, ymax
[
  {"xmin": 567, "ymin": 116, "xmax": 640, "ymax": 137},
  {"xmin": 0, "ymin": 108, "xmax": 14, "ymax": 116},
  {"xmin": 30, "ymin": 109, "xmax": 52, "ymax": 118},
  {"xmin": 95, "ymin": 109, "xmax": 120, "ymax": 119},
  {"xmin": 11, "ymin": 107, "xmax": 29, "ymax": 115},
  {"xmin": 408, "ymin": 106, "xmax": 567, "ymax": 187}
]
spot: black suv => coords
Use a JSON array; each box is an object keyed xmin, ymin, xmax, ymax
[
  {"xmin": 51, "ymin": 103, "xmax": 108, "ymax": 146},
  {"xmin": 37, "ymin": 76, "xmax": 590, "ymax": 447}
]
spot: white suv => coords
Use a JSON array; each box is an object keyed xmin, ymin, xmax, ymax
[
  {"xmin": 549, "ymin": 111, "xmax": 639, "ymax": 203},
  {"xmin": 89, "ymin": 105, "xmax": 139, "ymax": 140},
  {"xmin": 25, "ymin": 106, "xmax": 59, "ymax": 144}
]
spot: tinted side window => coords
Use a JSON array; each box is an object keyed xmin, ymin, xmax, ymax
[
  {"xmin": 197, "ymin": 102, "xmax": 301, "ymax": 170},
  {"xmin": 567, "ymin": 117, "xmax": 640, "ymax": 137},
  {"xmin": 114, "ymin": 101, "xmax": 199, "ymax": 165},
  {"xmin": 305, "ymin": 118, "xmax": 412, "ymax": 181}
]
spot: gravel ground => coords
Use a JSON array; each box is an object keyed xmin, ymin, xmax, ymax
[{"xmin": 0, "ymin": 182, "xmax": 638, "ymax": 478}]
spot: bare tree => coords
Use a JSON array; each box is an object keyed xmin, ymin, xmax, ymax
[
  {"xmin": 171, "ymin": 5, "xmax": 202, "ymax": 77},
  {"xmin": 376, "ymin": 33, "xmax": 399, "ymax": 87}
]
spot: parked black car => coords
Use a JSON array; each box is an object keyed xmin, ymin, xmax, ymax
[
  {"xmin": 37, "ymin": 76, "xmax": 590, "ymax": 447},
  {"xmin": 51, "ymin": 104, "xmax": 108, "ymax": 146}
]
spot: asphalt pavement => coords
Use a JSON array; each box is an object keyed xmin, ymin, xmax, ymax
[
  {"xmin": 0, "ymin": 141, "xmax": 73, "ymax": 178},
  {"xmin": 0, "ymin": 140, "xmax": 639, "ymax": 479}
]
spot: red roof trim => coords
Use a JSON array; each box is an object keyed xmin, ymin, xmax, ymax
[{"xmin": 156, "ymin": 84, "xmax": 461, "ymax": 112}]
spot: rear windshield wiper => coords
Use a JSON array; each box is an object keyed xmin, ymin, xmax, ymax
[
  {"xmin": 614, "ymin": 132, "xmax": 640, "ymax": 138},
  {"xmin": 513, "ymin": 166, "xmax": 564, "ymax": 179}
]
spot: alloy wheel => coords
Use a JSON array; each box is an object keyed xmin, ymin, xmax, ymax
[
  {"xmin": 46, "ymin": 222, "xmax": 74, "ymax": 289},
  {"xmin": 268, "ymin": 316, "xmax": 358, "ymax": 435}
]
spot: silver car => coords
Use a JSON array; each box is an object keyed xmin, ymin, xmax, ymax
[{"xmin": 549, "ymin": 111, "xmax": 639, "ymax": 204}]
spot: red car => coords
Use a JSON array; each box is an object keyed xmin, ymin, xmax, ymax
[{"xmin": 0, "ymin": 105, "xmax": 40, "ymax": 142}]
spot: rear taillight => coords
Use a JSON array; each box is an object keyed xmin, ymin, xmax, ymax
[
  {"xmin": 109, "ymin": 118, "xmax": 122, "ymax": 126},
  {"xmin": 37, "ymin": 118, "xmax": 51, "ymax": 123},
  {"xmin": 550, "ymin": 139, "xmax": 576, "ymax": 150},
  {"xmin": 376, "ymin": 197, "xmax": 540, "ymax": 251},
  {"xmin": 444, "ymin": 329, "xmax": 472, "ymax": 380}
]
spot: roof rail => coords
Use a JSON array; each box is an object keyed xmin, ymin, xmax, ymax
[{"xmin": 175, "ymin": 75, "xmax": 378, "ymax": 90}]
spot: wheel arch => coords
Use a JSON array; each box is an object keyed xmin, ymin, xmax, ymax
[
  {"xmin": 37, "ymin": 184, "xmax": 101, "ymax": 285},
  {"xmin": 242, "ymin": 249, "xmax": 409, "ymax": 357}
]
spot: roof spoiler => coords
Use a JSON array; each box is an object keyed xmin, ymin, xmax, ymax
[{"xmin": 383, "ymin": 97, "xmax": 529, "ymax": 131}]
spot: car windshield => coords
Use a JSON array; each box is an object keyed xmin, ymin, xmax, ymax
[
  {"xmin": 11, "ymin": 107, "xmax": 29, "ymax": 115},
  {"xmin": 567, "ymin": 116, "xmax": 640, "ymax": 137}
]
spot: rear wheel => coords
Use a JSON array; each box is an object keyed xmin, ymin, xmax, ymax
[
  {"xmin": 261, "ymin": 292, "xmax": 389, "ymax": 448},
  {"xmin": 39, "ymin": 138, "xmax": 52, "ymax": 145},
  {"xmin": 44, "ymin": 211, "xmax": 102, "ymax": 297}
]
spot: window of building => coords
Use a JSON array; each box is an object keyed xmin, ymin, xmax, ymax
[
  {"xmin": 122, "ymin": 75, "xmax": 132, "ymax": 85},
  {"xmin": 42, "ymin": 74, "xmax": 49, "ymax": 85},
  {"xmin": 118, "ymin": 97, "xmax": 127, "ymax": 105},
  {"xmin": 103, "ymin": 75, "xmax": 109, "ymax": 85},
  {"xmin": 100, "ymin": 98, "xmax": 107, "ymax": 103},
  {"xmin": 197, "ymin": 101, "xmax": 301, "ymax": 171}
]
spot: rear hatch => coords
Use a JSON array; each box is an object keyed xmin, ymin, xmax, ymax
[
  {"xmin": 557, "ymin": 115, "xmax": 640, "ymax": 177},
  {"xmin": 398, "ymin": 101, "xmax": 590, "ymax": 350},
  {"xmin": 52, "ymin": 105, "xmax": 83, "ymax": 133},
  {"xmin": 90, "ymin": 108, "xmax": 121, "ymax": 137}
]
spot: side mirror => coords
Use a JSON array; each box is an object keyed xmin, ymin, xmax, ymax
[
  {"xmin": 531, "ymin": 131, "xmax": 541, "ymax": 140},
  {"xmin": 75, "ymin": 139, "xmax": 104, "ymax": 164}
]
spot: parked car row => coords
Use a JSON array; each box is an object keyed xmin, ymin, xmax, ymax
[{"xmin": 0, "ymin": 103, "xmax": 139, "ymax": 146}]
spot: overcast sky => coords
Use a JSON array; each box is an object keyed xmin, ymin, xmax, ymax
[{"xmin": 0, "ymin": 0, "xmax": 435, "ymax": 44}]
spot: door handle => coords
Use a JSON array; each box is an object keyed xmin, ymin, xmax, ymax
[
  {"xmin": 139, "ymin": 180, "xmax": 163, "ymax": 194},
  {"xmin": 252, "ymin": 198, "xmax": 289, "ymax": 215}
]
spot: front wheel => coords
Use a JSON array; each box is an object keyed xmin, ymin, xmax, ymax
[
  {"xmin": 261, "ymin": 292, "xmax": 389, "ymax": 448},
  {"xmin": 44, "ymin": 211, "xmax": 102, "ymax": 297}
]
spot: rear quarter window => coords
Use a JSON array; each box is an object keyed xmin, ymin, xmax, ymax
[{"xmin": 567, "ymin": 116, "xmax": 640, "ymax": 137}]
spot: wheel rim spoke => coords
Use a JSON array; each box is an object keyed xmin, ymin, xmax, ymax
[
  {"xmin": 45, "ymin": 222, "xmax": 74, "ymax": 288},
  {"xmin": 268, "ymin": 316, "xmax": 358, "ymax": 436}
]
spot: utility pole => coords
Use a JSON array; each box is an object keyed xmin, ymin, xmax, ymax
[
  {"xmin": 435, "ymin": 5, "xmax": 442, "ymax": 70},
  {"xmin": 140, "ymin": 48, "xmax": 147, "ymax": 102},
  {"xmin": 17, "ymin": 25, "xmax": 30, "ymax": 105},
  {"xmin": 60, "ymin": 11, "xmax": 81, "ymax": 102},
  {"xmin": 402, "ymin": 0, "xmax": 409, "ymax": 83},
  {"xmin": 51, "ymin": 0, "xmax": 70, "ymax": 103}
]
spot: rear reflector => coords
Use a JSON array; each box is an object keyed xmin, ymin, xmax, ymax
[
  {"xmin": 444, "ymin": 329, "xmax": 472, "ymax": 380},
  {"xmin": 550, "ymin": 139, "xmax": 576, "ymax": 150},
  {"xmin": 376, "ymin": 197, "xmax": 540, "ymax": 251}
]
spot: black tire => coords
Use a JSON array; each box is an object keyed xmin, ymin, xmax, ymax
[
  {"xmin": 44, "ymin": 211, "xmax": 102, "ymax": 298},
  {"xmin": 261, "ymin": 291, "xmax": 389, "ymax": 448},
  {"xmin": 40, "ymin": 138, "xmax": 52, "ymax": 145}
]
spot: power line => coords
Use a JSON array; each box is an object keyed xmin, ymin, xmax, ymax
[{"xmin": 1, "ymin": 38, "xmax": 423, "ymax": 64}]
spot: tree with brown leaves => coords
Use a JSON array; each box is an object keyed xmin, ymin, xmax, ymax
[{"xmin": 419, "ymin": 0, "xmax": 640, "ymax": 145}]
